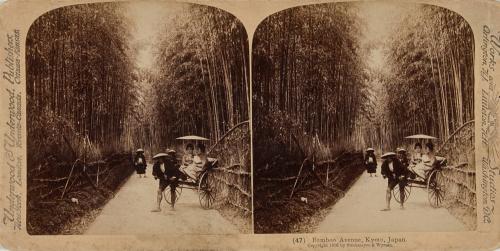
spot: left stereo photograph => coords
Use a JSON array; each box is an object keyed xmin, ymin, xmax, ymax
[{"xmin": 26, "ymin": 1, "xmax": 251, "ymax": 235}]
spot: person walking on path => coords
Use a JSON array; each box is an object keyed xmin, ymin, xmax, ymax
[
  {"xmin": 134, "ymin": 149, "xmax": 147, "ymax": 178},
  {"xmin": 381, "ymin": 152, "xmax": 408, "ymax": 211},
  {"xmin": 364, "ymin": 148, "xmax": 377, "ymax": 177},
  {"xmin": 151, "ymin": 151, "xmax": 183, "ymax": 212}
]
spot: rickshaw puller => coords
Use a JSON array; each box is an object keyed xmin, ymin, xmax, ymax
[
  {"xmin": 381, "ymin": 152, "xmax": 408, "ymax": 211},
  {"xmin": 151, "ymin": 151, "xmax": 183, "ymax": 212}
]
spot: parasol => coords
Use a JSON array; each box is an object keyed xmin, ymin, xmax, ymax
[
  {"xmin": 176, "ymin": 135, "xmax": 210, "ymax": 141},
  {"xmin": 404, "ymin": 134, "xmax": 438, "ymax": 140},
  {"xmin": 152, "ymin": 153, "xmax": 168, "ymax": 159},
  {"xmin": 381, "ymin": 152, "xmax": 396, "ymax": 158}
]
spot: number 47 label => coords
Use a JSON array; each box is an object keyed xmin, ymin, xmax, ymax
[{"xmin": 293, "ymin": 237, "xmax": 306, "ymax": 245}]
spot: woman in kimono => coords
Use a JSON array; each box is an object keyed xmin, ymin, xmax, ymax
[
  {"xmin": 422, "ymin": 142, "xmax": 437, "ymax": 178},
  {"xmin": 194, "ymin": 143, "xmax": 207, "ymax": 169},
  {"xmin": 411, "ymin": 143, "xmax": 423, "ymax": 164},
  {"xmin": 182, "ymin": 143, "xmax": 204, "ymax": 181},
  {"xmin": 364, "ymin": 148, "xmax": 377, "ymax": 177},
  {"xmin": 181, "ymin": 143, "xmax": 194, "ymax": 169},
  {"xmin": 182, "ymin": 143, "xmax": 207, "ymax": 181},
  {"xmin": 134, "ymin": 149, "xmax": 147, "ymax": 178}
]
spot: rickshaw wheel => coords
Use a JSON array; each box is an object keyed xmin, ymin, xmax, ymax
[
  {"xmin": 427, "ymin": 170, "xmax": 445, "ymax": 208},
  {"xmin": 392, "ymin": 182, "xmax": 411, "ymax": 203},
  {"xmin": 163, "ymin": 183, "xmax": 182, "ymax": 206},
  {"xmin": 198, "ymin": 170, "xmax": 217, "ymax": 209}
]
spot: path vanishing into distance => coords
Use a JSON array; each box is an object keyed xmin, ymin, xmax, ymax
[
  {"xmin": 85, "ymin": 164, "xmax": 238, "ymax": 235},
  {"xmin": 315, "ymin": 163, "xmax": 466, "ymax": 232}
]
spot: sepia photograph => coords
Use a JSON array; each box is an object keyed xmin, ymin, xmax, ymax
[
  {"xmin": 26, "ymin": 1, "xmax": 251, "ymax": 235},
  {"xmin": 252, "ymin": 2, "xmax": 475, "ymax": 233},
  {"xmin": 0, "ymin": 0, "xmax": 498, "ymax": 249}
]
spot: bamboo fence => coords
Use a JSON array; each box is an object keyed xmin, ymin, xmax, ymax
[
  {"xmin": 208, "ymin": 121, "xmax": 251, "ymax": 214},
  {"xmin": 437, "ymin": 120, "xmax": 476, "ymax": 229}
]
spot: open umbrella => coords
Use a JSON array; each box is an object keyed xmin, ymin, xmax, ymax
[
  {"xmin": 152, "ymin": 153, "xmax": 168, "ymax": 159},
  {"xmin": 176, "ymin": 135, "xmax": 210, "ymax": 141},
  {"xmin": 381, "ymin": 152, "xmax": 396, "ymax": 158},
  {"xmin": 404, "ymin": 134, "xmax": 438, "ymax": 140}
]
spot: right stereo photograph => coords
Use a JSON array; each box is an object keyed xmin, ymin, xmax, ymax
[{"xmin": 252, "ymin": 2, "xmax": 475, "ymax": 233}]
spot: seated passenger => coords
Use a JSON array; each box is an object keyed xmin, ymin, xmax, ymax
[
  {"xmin": 182, "ymin": 143, "xmax": 207, "ymax": 181},
  {"xmin": 423, "ymin": 142, "xmax": 436, "ymax": 166},
  {"xmin": 413, "ymin": 142, "xmax": 436, "ymax": 178},
  {"xmin": 181, "ymin": 143, "xmax": 194, "ymax": 168},
  {"xmin": 194, "ymin": 143, "xmax": 207, "ymax": 169},
  {"xmin": 411, "ymin": 142, "xmax": 423, "ymax": 164}
]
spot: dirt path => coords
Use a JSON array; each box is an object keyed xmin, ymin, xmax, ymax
[
  {"xmin": 315, "ymin": 163, "xmax": 466, "ymax": 232},
  {"xmin": 85, "ymin": 164, "xmax": 239, "ymax": 234}
]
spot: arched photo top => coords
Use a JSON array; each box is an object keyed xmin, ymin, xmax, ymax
[
  {"xmin": 25, "ymin": 1, "xmax": 251, "ymax": 235},
  {"xmin": 27, "ymin": 1, "xmax": 249, "ymax": 69},
  {"xmin": 252, "ymin": 1, "xmax": 475, "ymax": 234},
  {"xmin": 252, "ymin": 1, "xmax": 473, "ymax": 44}
]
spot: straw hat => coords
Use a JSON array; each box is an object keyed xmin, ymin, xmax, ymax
[
  {"xmin": 136, "ymin": 148, "xmax": 144, "ymax": 152},
  {"xmin": 366, "ymin": 147, "xmax": 375, "ymax": 152}
]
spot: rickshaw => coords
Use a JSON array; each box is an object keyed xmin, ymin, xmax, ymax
[
  {"xmin": 161, "ymin": 135, "xmax": 219, "ymax": 209},
  {"xmin": 392, "ymin": 134, "xmax": 446, "ymax": 208}
]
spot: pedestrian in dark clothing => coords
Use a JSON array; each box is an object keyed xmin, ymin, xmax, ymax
[
  {"xmin": 134, "ymin": 149, "xmax": 147, "ymax": 178},
  {"xmin": 381, "ymin": 152, "xmax": 408, "ymax": 211},
  {"xmin": 365, "ymin": 148, "xmax": 377, "ymax": 177}
]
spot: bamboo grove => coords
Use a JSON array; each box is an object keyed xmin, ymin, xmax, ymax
[
  {"xmin": 136, "ymin": 5, "xmax": 250, "ymax": 151},
  {"xmin": 27, "ymin": 3, "xmax": 249, "ymax": 169},
  {"xmin": 26, "ymin": 4, "xmax": 136, "ymax": 166},
  {"xmin": 26, "ymin": 3, "xmax": 250, "ymax": 233},
  {"xmin": 369, "ymin": 5, "xmax": 474, "ymax": 150},
  {"xmin": 26, "ymin": 3, "xmax": 473, "ymax": 180},
  {"xmin": 252, "ymin": 4, "xmax": 369, "ymax": 167},
  {"xmin": 253, "ymin": 4, "xmax": 474, "ymax": 167}
]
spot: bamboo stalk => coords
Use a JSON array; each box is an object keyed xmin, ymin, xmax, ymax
[{"xmin": 60, "ymin": 159, "xmax": 80, "ymax": 199}]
